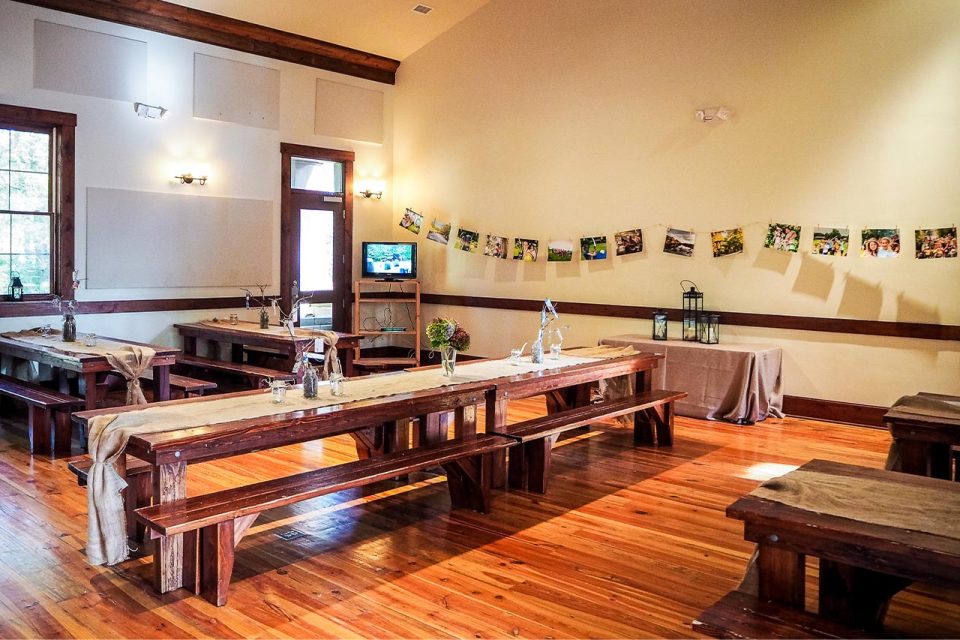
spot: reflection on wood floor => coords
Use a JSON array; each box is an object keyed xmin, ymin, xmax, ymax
[{"xmin": 0, "ymin": 397, "xmax": 958, "ymax": 638}]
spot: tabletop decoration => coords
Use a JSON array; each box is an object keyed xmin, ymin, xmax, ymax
[
  {"xmin": 531, "ymin": 298, "xmax": 560, "ymax": 363},
  {"xmin": 51, "ymin": 270, "xmax": 83, "ymax": 342},
  {"xmin": 427, "ymin": 317, "xmax": 471, "ymax": 376}
]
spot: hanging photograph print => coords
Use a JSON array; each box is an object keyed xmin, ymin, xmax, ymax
[
  {"xmin": 711, "ymin": 227, "xmax": 744, "ymax": 257},
  {"xmin": 426, "ymin": 219, "xmax": 452, "ymax": 245},
  {"xmin": 513, "ymin": 238, "xmax": 539, "ymax": 261},
  {"xmin": 399, "ymin": 208, "xmax": 423, "ymax": 235},
  {"xmin": 614, "ymin": 228, "xmax": 643, "ymax": 255},
  {"xmin": 764, "ymin": 223, "xmax": 801, "ymax": 253},
  {"xmin": 663, "ymin": 228, "xmax": 695, "ymax": 257},
  {"xmin": 915, "ymin": 227, "xmax": 958, "ymax": 259},
  {"xmin": 861, "ymin": 228, "xmax": 899, "ymax": 258},
  {"xmin": 454, "ymin": 228, "xmax": 480, "ymax": 253},
  {"xmin": 812, "ymin": 227, "xmax": 849, "ymax": 256},
  {"xmin": 547, "ymin": 239, "xmax": 574, "ymax": 262},
  {"xmin": 580, "ymin": 236, "xmax": 608, "ymax": 260},
  {"xmin": 483, "ymin": 234, "xmax": 509, "ymax": 259}
]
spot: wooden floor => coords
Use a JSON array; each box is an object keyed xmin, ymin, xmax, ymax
[{"xmin": 0, "ymin": 399, "xmax": 958, "ymax": 639}]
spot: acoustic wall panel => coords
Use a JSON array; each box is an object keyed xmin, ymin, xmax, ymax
[
  {"xmin": 315, "ymin": 79, "xmax": 384, "ymax": 144},
  {"xmin": 34, "ymin": 20, "xmax": 147, "ymax": 102},
  {"xmin": 85, "ymin": 188, "xmax": 273, "ymax": 289},
  {"xmin": 194, "ymin": 53, "xmax": 280, "ymax": 129}
]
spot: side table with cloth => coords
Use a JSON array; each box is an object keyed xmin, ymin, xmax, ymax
[
  {"xmin": 0, "ymin": 329, "xmax": 177, "ymax": 409},
  {"xmin": 600, "ymin": 335, "xmax": 783, "ymax": 423}
]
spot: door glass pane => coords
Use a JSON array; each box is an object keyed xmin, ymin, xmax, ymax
[
  {"xmin": 291, "ymin": 157, "xmax": 343, "ymax": 192},
  {"xmin": 300, "ymin": 208, "xmax": 334, "ymax": 291},
  {"xmin": 300, "ymin": 302, "xmax": 333, "ymax": 330}
]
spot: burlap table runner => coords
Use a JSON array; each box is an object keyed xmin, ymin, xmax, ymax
[
  {"xmin": 1, "ymin": 329, "xmax": 155, "ymax": 405},
  {"xmin": 86, "ymin": 346, "xmax": 635, "ymax": 565},
  {"xmin": 200, "ymin": 319, "xmax": 324, "ymax": 339}
]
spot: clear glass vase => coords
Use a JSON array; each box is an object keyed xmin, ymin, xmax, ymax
[{"xmin": 440, "ymin": 345, "xmax": 457, "ymax": 377}]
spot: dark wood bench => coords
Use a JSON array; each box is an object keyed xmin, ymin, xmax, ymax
[
  {"xmin": 0, "ymin": 373, "xmax": 84, "ymax": 454},
  {"xmin": 504, "ymin": 389, "xmax": 687, "ymax": 492},
  {"xmin": 67, "ymin": 455, "xmax": 154, "ymax": 542},
  {"xmin": 140, "ymin": 369, "xmax": 218, "ymax": 398},
  {"xmin": 136, "ymin": 434, "xmax": 515, "ymax": 606},
  {"xmin": 175, "ymin": 354, "xmax": 295, "ymax": 389},
  {"xmin": 693, "ymin": 590, "xmax": 879, "ymax": 639}
]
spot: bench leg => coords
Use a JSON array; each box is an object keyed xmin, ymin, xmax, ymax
[
  {"xmin": 442, "ymin": 453, "xmax": 493, "ymax": 513},
  {"xmin": 635, "ymin": 402, "xmax": 674, "ymax": 446},
  {"xmin": 819, "ymin": 559, "xmax": 910, "ymax": 629},
  {"xmin": 153, "ymin": 461, "xmax": 186, "ymax": 594},
  {"xmin": 28, "ymin": 405, "xmax": 52, "ymax": 455},
  {"xmin": 53, "ymin": 410, "xmax": 72, "ymax": 454},
  {"xmin": 201, "ymin": 520, "xmax": 235, "ymax": 606},
  {"xmin": 124, "ymin": 471, "xmax": 152, "ymax": 544},
  {"xmin": 758, "ymin": 544, "xmax": 805, "ymax": 608},
  {"xmin": 508, "ymin": 436, "xmax": 556, "ymax": 494}
]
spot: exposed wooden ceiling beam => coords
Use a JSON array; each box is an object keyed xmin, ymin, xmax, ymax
[{"xmin": 14, "ymin": 0, "xmax": 400, "ymax": 85}]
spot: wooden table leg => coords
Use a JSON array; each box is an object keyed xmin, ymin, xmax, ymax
[
  {"xmin": 485, "ymin": 392, "xmax": 508, "ymax": 489},
  {"xmin": 899, "ymin": 440, "xmax": 932, "ymax": 477},
  {"xmin": 342, "ymin": 344, "xmax": 355, "ymax": 377},
  {"xmin": 454, "ymin": 405, "xmax": 477, "ymax": 439},
  {"xmin": 231, "ymin": 343, "xmax": 245, "ymax": 364},
  {"xmin": 82, "ymin": 371, "xmax": 99, "ymax": 410},
  {"xmin": 151, "ymin": 365, "xmax": 171, "ymax": 402},
  {"xmin": 153, "ymin": 461, "xmax": 187, "ymax": 594},
  {"xmin": 819, "ymin": 559, "xmax": 910, "ymax": 629},
  {"xmin": 417, "ymin": 412, "xmax": 446, "ymax": 445},
  {"xmin": 206, "ymin": 339, "xmax": 220, "ymax": 361},
  {"xmin": 183, "ymin": 336, "xmax": 197, "ymax": 356},
  {"xmin": 757, "ymin": 543, "xmax": 805, "ymax": 607}
]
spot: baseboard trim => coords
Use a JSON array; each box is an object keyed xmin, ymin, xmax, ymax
[{"xmin": 782, "ymin": 395, "xmax": 887, "ymax": 428}]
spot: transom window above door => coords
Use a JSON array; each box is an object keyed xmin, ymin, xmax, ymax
[{"xmin": 291, "ymin": 157, "xmax": 343, "ymax": 193}]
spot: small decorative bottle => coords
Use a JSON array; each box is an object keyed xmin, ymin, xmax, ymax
[
  {"xmin": 259, "ymin": 307, "xmax": 270, "ymax": 329},
  {"xmin": 62, "ymin": 313, "xmax": 77, "ymax": 342},
  {"xmin": 302, "ymin": 357, "xmax": 319, "ymax": 399}
]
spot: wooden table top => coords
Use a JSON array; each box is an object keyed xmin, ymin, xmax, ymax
[
  {"xmin": 728, "ymin": 459, "xmax": 960, "ymax": 587},
  {"xmin": 0, "ymin": 332, "xmax": 180, "ymax": 372},
  {"xmin": 74, "ymin": 351, "xmax": 662, "ymax": 466},
  {"xmin": 175, "ymin": 321, "xmax": 361, "ymax": 344},
  {"xmin": 884, "ymin": 392, "xmax": 960, "ymax": 429}
]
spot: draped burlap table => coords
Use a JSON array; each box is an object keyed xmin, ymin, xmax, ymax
[
  {"xmin": 1, "ymin": 329, "xmax": 155, "ymax": 405},
  {"xmin": 86, "ymin": 346, "xmax": 636, "ymax": 565}
]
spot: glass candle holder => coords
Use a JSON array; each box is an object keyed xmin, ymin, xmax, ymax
[
  {"xmin": 329, "ymin": 373, "xmax": 345, "ymax": 397},
  {"xmin": 229, "ymin": 313, "xmax": 239, "ymax": 325},
  {"xmin": 83, "ymin": 333, "xmax": 97, "ymax": 347},
  {"xmin": 270, "ymin": 381, "xmax": 288, "ymax": 404}
]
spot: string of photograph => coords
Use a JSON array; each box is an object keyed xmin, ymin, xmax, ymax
[{"xmin": 398, "ymin": 208, "xmax": 957, "ymax": 261}]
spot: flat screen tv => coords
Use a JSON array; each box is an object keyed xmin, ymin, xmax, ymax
[{"xmin": 361, "ymin": 241, "xmax": 418, "ymax": 280}]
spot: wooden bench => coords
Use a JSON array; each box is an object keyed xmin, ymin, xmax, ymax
[
  {"xmin": 67, "ymin": 455, "xmax": 154, "ymax": 543},
  {"xmin": 135, "ymin": 434, "xmax": 515, "ymax": 606},
  {"xmin": 175, "ymin": 354, "xmax": 295, "ymax": 389},
  {"xmin": 504, "ymin": 389, "xmax": 687, "ymax": 493},
  {"xmin": 140, "ymin": 369, "xmax": 218, "ymax": 398},
  {"xmin": 0, "ymin": 373, "xmax": 84, "ymax": 455},
  {"xmin": 693, "ymin": 590, "xmax": 879, "ymax": 639}
]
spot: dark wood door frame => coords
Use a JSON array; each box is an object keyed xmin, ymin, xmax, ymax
[{"xmin": 280, "ymin": 143, "xmax": 354, "ymax": 331}]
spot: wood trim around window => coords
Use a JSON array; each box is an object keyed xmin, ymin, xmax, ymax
[
  {"xmin": 420, "ymin": 293, "xmax": 960, "ymax": 342},
  {"xmin": 0, "ymin": 103, "xmax": 75, "ymax": 311}
]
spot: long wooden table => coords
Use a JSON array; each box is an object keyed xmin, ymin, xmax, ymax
[
  {"xmin": 884, "ymin": 392, "xmax": 960, "ymax": 480},
  {"xmin": 727, "ymin": 459, "xmax": 960, "ymax": 630},
  {"xmin": 73, "ymin": 351, "xmax": 663, "ymax": 596},
  {"xmin": 0, "ymin": 333, "xmax": 179, "ymax": 410},
  {"xmin": 175, "ymin": 321, "xmax": 361, "ymax": 376}
]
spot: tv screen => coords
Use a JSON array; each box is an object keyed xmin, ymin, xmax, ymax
[{"xmin": 362, "ymin": 242, "xmax": 417, "ymax": 280}]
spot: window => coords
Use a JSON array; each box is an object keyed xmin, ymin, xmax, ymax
[{"xmin": 0, "ymin": 104, "xmax": 75, "ymax": 305}]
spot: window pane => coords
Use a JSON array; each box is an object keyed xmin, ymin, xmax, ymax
[
  {"xmin": 299, "ymin": 208, "xmax": 333, "ymax": 291},
  {"xmin": 0, "ymin": 130, "xmax": 9, "ymax": 169},
  {"xmin": 0, "ymin": 213, "xmax": 9, "ymax": 253},
  {"xmin": 300, "ymin": 302, "xmax": 333, "ymax": 330},
  {"xmin": 11, "ymin": 214, "xmax": 50, "ymax": 254},
  {"xmin": 291, "ymin": 158, "xmax": 342, "ymax": 192},
  {"xmin": 0, "ymin": 171, "xmax": 8, "ymax": 210},
  {"xmin": 12, "ymin": 252, "xmax": 50, "ymax": 294},
  {"xmin": 0, "ymin": 255, "xmax": 9, "ymax": 293},
  {"xmin": 9, "ymin": 130, "xmax": 49, "ymax": 172},
  {"xmin": 9, "ymin": 171, "xmax": 48, "ymax": 211}
]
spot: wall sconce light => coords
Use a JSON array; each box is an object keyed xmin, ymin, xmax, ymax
[
  {"xmin": 175, "ymin": 173, "xmax": 207, "ymax": 185},
  {"xmin": 357, "ymin": 188, "xmax": 382, "ymax": 199},
  {"xmin": 695, "ymin": 106, "xmax": 731, "ymax": 123},
  {"xmin": 134, "ymin": 102, "xmax": 168, "ymax": 119}
]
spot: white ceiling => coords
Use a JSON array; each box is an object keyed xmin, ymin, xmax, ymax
[{"xmin": 170, "ymin": 0, "xmax": 491, "ymax": 61}]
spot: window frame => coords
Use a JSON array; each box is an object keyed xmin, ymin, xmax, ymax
[{"xmin": 0, "ymin": 104, "xmax": 76, "ymax": 315}]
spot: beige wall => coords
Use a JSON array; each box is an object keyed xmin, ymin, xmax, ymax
[
  {"xmin": 0, "ymin": 1, "xmax": 394, "ymax": 345},
  {"xmin": 393, "ymin": 0, "xmax": 960, "ymax": 405}
]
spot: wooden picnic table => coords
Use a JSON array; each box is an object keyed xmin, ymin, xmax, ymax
[
  {"xmin": 0, "ymin": 332, "xmax": 179, "ymax": 410},
  {"xmin": 884, "ymin": 392, "xmax": 960, "ymax": 480},
  {"xmin": 175, "ymin": 320, "xmax": 361, "ymax": 376},
  {"xmin": 73, "ymin": 351, "xmax": 663, "ymax": 596},
  {"xmin": 727, "ymin": 459, "xmax": 960, "ymax": 630}
]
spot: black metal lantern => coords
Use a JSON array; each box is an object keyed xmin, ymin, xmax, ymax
[
  {"xmin": 680, "ymin": 280, "xmax": 703, "ymax": 341},
  {"xmin": 9, "ymin": 271, "xmax": 24, "ymax": 301},
  {"xmin": 700, "ymin": 313, "xmax": 720, "ymax": 344},
  {"xmin": 652, "ymin": 309, "xmax": 668, "ymax": 340}
]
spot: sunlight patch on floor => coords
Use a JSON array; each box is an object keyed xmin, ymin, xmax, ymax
[{"xmin": 737, "ymin": 462, "xmax": 799, "ymax": 481}]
